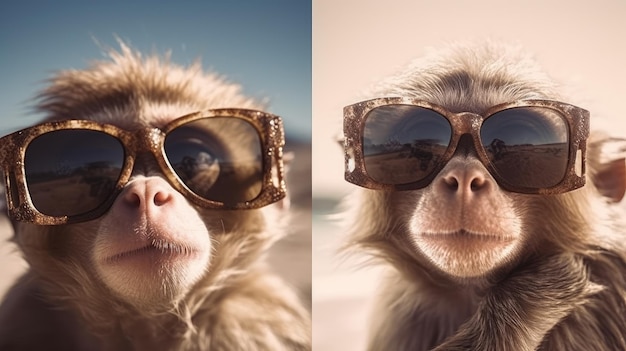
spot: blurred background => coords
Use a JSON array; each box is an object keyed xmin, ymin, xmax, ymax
[
  {"xmin": 312, "ymin": 0, "xmax": 626, "ymax": 350},
  {"xmin": 0, "ymin": 0, "xmax": 312, "ymax": 313}
]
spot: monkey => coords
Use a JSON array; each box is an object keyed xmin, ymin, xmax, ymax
[
  {"xmin": 0, "ymin": 43, "xmax": 311, "ymax": 351},
  {"xmin": 340, "ymin": 43, "xmax": 626, "ymax": 351}
]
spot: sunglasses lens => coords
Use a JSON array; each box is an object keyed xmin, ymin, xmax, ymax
[
  {"xmin": 362, "ymin": 105, "xmax": 452, "ymax": 185},
  {"xmin": 481, "ymin": 107, "xmax": 569, "ymax": 189},
  {"xmin": 24, "ymin": 130, "xmax": 124, "ymax": 217},
  {"xmin": 164, "ymin": 117, "xmax": 263, "ymax": 205}
]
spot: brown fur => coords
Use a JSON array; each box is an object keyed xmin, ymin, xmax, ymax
[
  {"xmin": 342, "ymin": 43, "xmax": 626, "ymax": 350},
  {"xmin": 0, "ymin": 43, "xmax": 311, "ymax": 350}
]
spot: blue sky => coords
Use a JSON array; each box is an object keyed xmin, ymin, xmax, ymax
[{"xmin": 0, "ymin": 0, "xmax": 311, "ymax": 140}]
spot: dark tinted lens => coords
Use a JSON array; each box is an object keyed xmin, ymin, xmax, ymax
[
  {"xmin": 24, "ymin": 130, "xmax": 124, "ymax": 217},
  {"xmin": 481, "ymin": 107, "xmax": 569, "ymax": 189},
  {"xmin": 362, "ymin": 105, "xmax": 452, "ymax": 184},
  {"xmin": 164, "ymin": 117, "xmax": 263, "ymax": 205}
]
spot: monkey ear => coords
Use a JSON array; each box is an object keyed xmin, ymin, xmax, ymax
[
  {"xmin": 335, "ymin": 132, "xmax": 345, "ymax": 148},
  {"xmin": 588, "ymin": 137, "xmax": 626, "ymax": 203}
]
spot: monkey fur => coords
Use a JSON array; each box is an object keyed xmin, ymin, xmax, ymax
[
  {"xmin": 341, "ymin": 43, "xmax": 626, "ymax": 351},
  {"xmin": 0, "ymin": 43, "xmax": 311, "ymax": 351}
]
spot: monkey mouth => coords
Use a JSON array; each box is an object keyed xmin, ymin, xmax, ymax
[
  {"xmin": 93, "ymin": 222, "xmax": 212, "ymax": 303},
  {"xmin": 103, "ymin": 239, "xmax": 200, "ymax": 265},
  {"xmin": 415, "ymin": 230, "xmax": 519, "ymax": 278},
  {"xmin": 418, "ymin": 230, "xmax": 515, "ymax": 251}
]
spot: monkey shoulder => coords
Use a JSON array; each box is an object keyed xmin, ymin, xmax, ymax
[
  {"xmin": 541, "ymin": 251, "xmax": 626, "ymax": 350},
  {"xmin": 365, "ymin": 276, "xmax": 474, "ymax": 351},
  {"xmin": 197, "ymin": 271, "xmax": 311, "ymax": 351},
  {"xmin": 367, "ymin": 252, "xmax": 626, "ymax": 351},
  {"xmin": 0, "ymin": 272, "xmax": 100, "ymax": 351}
]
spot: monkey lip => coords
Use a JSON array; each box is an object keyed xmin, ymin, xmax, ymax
[
  {"xmin": 103, "ymin": 240, "xmax": 200, "ymax": 265},
  {"xmin": 419, "ymin": 230, "xmax": 515, "ymax": 250}
]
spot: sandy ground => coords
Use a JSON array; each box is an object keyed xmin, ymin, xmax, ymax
[{"xmin": 312, "ymin": 199, "xmax": 383, "ymax": 351}]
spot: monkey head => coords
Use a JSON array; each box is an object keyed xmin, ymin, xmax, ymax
[
  {"xmin": 0, "ymin": 44, "xmax": 288, "ymax": 317},
  {"xmin": 341, "ymin": 43, "xmax": 625, "ymax": 282}
]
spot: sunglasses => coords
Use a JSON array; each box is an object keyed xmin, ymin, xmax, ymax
[
  {"xmin": 343, "ymin": 98, "xmax": 590, "ymax": 194},
  {"xmin": 0, "ymin": 109, "xmax": 286, "ymax": 225}
]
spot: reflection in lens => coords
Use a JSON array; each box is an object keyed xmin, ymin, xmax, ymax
[
  {"xmin": 165, "ymin": 117, "xmax": 263, "ymax": 204},
  {"xmin": 363, "ymin": 105, "xmax": 451, "ymax": 184},
  {"xmin": 24, "ymin": 130, "xmax": 124, "ymax": 217},
  {"xmin": 481, "ymin": 107, "xmax": 568, "ymax": 189}
]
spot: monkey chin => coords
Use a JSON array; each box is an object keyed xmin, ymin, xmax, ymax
[
  {"xmin": 412, "ymin": 230, "xmax": 521, "ymax": 280},
  {"xmin": 93, "ymin": 217, "xmax": 212, "ymax": 310}
]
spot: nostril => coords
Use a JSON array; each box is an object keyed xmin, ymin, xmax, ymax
[
  {"xmin": 124, "ymin": 191, "xmax": 142, "ymax": 208},
  {"xmin": 443, "ymin": 176, "xmax": 460, "ymax": 191},
  {"xmin": 153, "ymin": 191, "xmax": 172, "ymax": 206},
  {"xmin": 470, "ymin": 177, "xmax": 487, "ymax": 191}
]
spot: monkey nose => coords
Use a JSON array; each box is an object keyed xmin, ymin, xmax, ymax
[
  {"xmin": 120, "ymin": 177, "xmax": 176, "ymax": 211},
  {"xmin": 435, "ymin": 160, "xmax": 493, "ymax": 196}
]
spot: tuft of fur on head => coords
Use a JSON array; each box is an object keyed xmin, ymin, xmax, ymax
[
  {"xmin": 36, "ymin": 40, "xmax": 263, "ymax": 126},
  {"xmin": 369, "ymin": 41, "xmax": 563, "ymax": 112}
]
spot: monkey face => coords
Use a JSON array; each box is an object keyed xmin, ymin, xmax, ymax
[
  {"xmin": 404, "ymin": 157, "xmax": 523, "ymax": 278},
  {"xmin": 1, "ymin": 109, "xmax": 286, "ymax": 308},
  {"xmin": 343, "ymin": 98, "xmax": 590, "ymax": 279}
]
